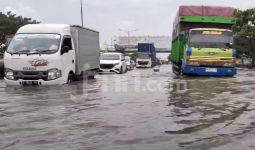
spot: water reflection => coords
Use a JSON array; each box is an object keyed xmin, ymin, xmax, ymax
[{"xmin": 166, "ymin": 76, "xmax": 255, "ymax": 149}]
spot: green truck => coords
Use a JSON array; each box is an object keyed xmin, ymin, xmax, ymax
[{"xmin": 170, "ymin": 6, "xmax": 237, "ymax": 76}]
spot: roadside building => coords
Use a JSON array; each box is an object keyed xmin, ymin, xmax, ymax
[{"xmin": 116, "ymin": 36, "xmax": 171, "ymax": 52}]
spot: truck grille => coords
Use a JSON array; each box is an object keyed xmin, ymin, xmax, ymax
[
  {"xmin": 13, "ymin": 71, "xmax": 48, "ymax": 81},
  {"xmin": 138, "ymin": 61, "xmax": 149, "ymax": 65},
  {"xmin": 100, "ymin": 64, "xmax": 114, "ymax": 69}
]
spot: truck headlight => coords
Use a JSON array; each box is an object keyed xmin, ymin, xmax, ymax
[
  {"xmin": 48, "ymin": 69, "xmax": 62, "ymax": 80},
  {"xmin": 5, "ymin": 69, "xmax": 14, "ymax": 80}
]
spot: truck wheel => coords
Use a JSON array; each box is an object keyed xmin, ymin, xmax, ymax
[
  {"xmin": 86, "ymin": 71, "xmax": 95, "ymax": 79},
  {"xmin": 119, "ymin": 67, "xmax": 123, "ymax": 74},
  {"xmin": 67, "ymin": 73, "xmax": 74, "ymax": 84},
  {"xmin": 124, "ymin": 66, "xmax": 128, "ymax": 73},
  {"xmin": 88, "ymin": 76, "xmax": 95, "ymax": 79},
  {"xmin": 88, "ymin": 71, "xmax": 95, "ymax": 79},
  {"xmin": 172, "ymin": 65, "xmax": 182, "ymax": 76}
]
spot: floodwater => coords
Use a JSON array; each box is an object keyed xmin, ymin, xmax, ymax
[{"xmin": 0, "ymin": 65, "xmax": 255, "ymax": 150}]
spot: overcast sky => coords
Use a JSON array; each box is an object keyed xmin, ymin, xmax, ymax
[{"xmin": 1, "ymin": 0, "xmax": 255, "ymax": 45}]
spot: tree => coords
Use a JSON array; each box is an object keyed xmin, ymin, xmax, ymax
[
  {"xmin": 0, "ymin": 11, "xmax": 40, "ymax": 45},
  {"xmin": 233, "ymin": 8, "xmax": 255, "ymax": 66}
]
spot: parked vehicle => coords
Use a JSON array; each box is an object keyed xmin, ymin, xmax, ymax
[
  {"xmin": 170, "ymin": 6, "xmax": 237, "ymax": 76},
  {"xmin": 100, "ymin": 53, "xmax": 127, "ymax": 74},
  {"xmin": 125, "ymin": 56, "xmax": 135, "ymax": 70},
  {"xmin": 4, "ymin": 24, "xmax": 100, "ymax": 85},
  {"xmin": 136, "ymin": 43, "xmax": 157, "ymax": 68}
]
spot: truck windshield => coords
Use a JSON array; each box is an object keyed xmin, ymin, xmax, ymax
[
  {"xmin": 101, "ymin": 54, "xmax": 120, "ymax": 60},
  {"xmin": 138, "ymin": 53, "xmax": 150, "ymax": 59},
  {"xmin": 189, "ymin": 30, "xmax": 233, "ymax": 49},
  {"xmin": 7, "ymin": 34, "xmax": 61, "ymax": 54}
]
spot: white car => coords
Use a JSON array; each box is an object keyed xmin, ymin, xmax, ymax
[{"xmin": 100, "ymin": 53, "xmax": 127, "ymax": 74}]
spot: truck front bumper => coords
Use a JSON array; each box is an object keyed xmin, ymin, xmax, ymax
[
  {"xmin": 136, "ymin": 63, "xmax": 152, "ymax": 68},
  {"xmin": 182, "ymin": 66, "xmax": 237, "ymax": 76},
  {"xmin": 5, "ymin": 77, "xmax": 66, "ymax": 86}
]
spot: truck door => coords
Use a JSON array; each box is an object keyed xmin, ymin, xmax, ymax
[{"xmin": 60, "ymin": 36, "xmax": 76, "ymax": 80}]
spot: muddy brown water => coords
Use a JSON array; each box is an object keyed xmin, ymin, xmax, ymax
[{"xmin": 0, "ymin": 65, "xmax": 255, "ymax": 150}]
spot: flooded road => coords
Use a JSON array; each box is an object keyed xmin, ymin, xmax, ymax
[{"xmin": 0, "ymin": 65, "xmax": 255, "ymax": 150}]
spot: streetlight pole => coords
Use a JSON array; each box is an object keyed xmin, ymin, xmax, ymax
[
  {"xmin": 80, "ymin": 0, "xmax": 84, "ymax": 27},
  {"xmin": 119, "ymin": 29, "xmax": 137, "ymax": 49}
]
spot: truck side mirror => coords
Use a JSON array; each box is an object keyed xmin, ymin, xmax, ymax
[{"xmin": 61, "ymin": 46, "xmax": 70, "ymax": 54}]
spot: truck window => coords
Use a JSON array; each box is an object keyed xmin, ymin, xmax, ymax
[
  {"xmin": 189, "ymin": 30, "xmax": 233, "ymax": 49},
  {"xmin": 62, "ymin": 37, "xmax": 73, "ymax": 50}
]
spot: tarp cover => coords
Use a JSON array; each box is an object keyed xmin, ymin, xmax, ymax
[
  {"xmin": 174, "ymin": 6, "xmax": 235, "ymax": 26},
  {"xmin": 172, "ymin": 6, "xmax": 235, "ymax": 40},
  {"xmin": 178, "ymin": 6, "xmax": 234, "ymax": 17}
]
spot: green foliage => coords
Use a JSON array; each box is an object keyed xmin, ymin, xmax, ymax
[
  {"xmin": 168, "ymin": 54, "xmax": 171, "ymax": 61},
  {"xmin": 131, "ymin": 51, "xmax": 138, "ymax": 58},
  {"xmin": 0, "ymin": 11, "xmax": 39, "ymax": 44},
  {"xmin": 233, "ymin": 8, "xmax": 255, "ymax": 58}
]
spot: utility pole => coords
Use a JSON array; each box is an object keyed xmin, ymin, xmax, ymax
[
  {"xmin": 119, "ymin": 29, "xmax": 137, "ymax": 49},
  {"xmin": 80, "ymin": 0, "xmax": 84, "ymax": 27}
]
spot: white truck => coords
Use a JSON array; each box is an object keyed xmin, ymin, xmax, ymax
[
  {"xmin": 136, "ymin": 53, "xmax": 153, "ymax": 68},
  {"xmin": 4, "ymin": 24, "xmax": 100, "ymax": 85}
]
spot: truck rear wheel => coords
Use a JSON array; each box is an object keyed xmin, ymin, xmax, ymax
[
  {"xmin": 172, "ymin": 64, "xmax": 182, "ymax": 76},
  {"xmin": 67, "ymin": 73, "xmax": 75, "ymax": 84},
  {"xmin": 119, "ymin": 67, "xmax": 123, "ymax": 74},
  {"xmin": 88, "ymin": 71, "xmax": 96, "ymax": 79}
]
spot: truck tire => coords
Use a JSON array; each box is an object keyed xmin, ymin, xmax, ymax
[
  {"xmin": 88, "ymin": 71, "xmax": 96, "ymax": 79},
  {"xmin": 119, "ymin": 67, "xmax": 123, "ymax": 74},
  {"xmin": 67, "ymin": 73, "xmax": 75, "ymax": 84},
  {"xmin": 124, "ymin": 66, "xmax": 128, "ymax": 73},
  {"xmin": 172, "ymin": 65, "xmax": 182, "ymax": 76}
]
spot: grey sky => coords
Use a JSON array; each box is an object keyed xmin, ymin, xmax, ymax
[{"xmin": 1, "ymin": 0, "xmax": 255, "ymax": 45}]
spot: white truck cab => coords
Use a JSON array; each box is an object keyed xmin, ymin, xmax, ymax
[
  {"xmin": 4, "ymin": 24, "xmax": 100, "ymax": 86},
  {"xmin": 136, "ymin": 53, "xmax": 152, "ymax": 68}
]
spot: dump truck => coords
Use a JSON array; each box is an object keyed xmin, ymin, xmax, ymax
[
  {"xmin": 136, "ymin": 43, "xmax": 157, "ymax": 68},
  {"xmin": 170, "ymin": 6, "xmax": 237, "ymax": 76}
]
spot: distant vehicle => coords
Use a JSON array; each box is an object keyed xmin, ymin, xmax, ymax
[
  {"xmin": 170, "ymin": 6, "xmax": 237, "ymax": 76},
  {"xmin": 100, "ymin": 53, "xmax": 127, "ymax": 74},
  {"xmin": 125, "ymin": 56, "xmax": 135, "ymax": 70},
  {"xmin": 153, "ymin": 66, "xmax": 160, "ymax": 72},
  {"xmin": 136, "ymin": 43, "xmax": 157, "ymax": 68},
  {"xmin": 136, "ymin": 53, "xmax": 152, "ymax": 68},
  {"xmin": 4, "ymin": 24, "xmax": 100, "ymax": 85}
]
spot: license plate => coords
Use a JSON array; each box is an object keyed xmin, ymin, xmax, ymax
[
  {"xmin": 22, "ymin": 81, "xmax": 39, "ymax": 86},
  {"xmin": 206, "ymin": 68, "xmax": 217, "ymax": 72}
]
